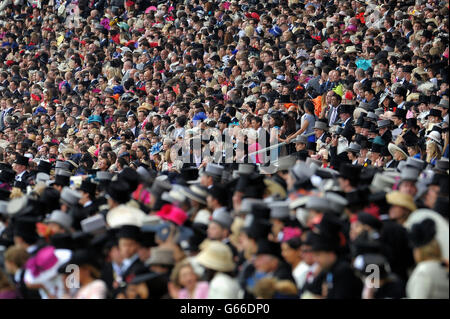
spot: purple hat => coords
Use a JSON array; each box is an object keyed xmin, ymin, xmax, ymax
[{"xmin": 24, "ymin": 246, "xmax": 72, "ymax": 285}]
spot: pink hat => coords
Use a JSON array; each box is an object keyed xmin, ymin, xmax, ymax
[
  {"xmin": 157, "ymin": 204, "xmax": 188, "ymax": 226},
  {"xmin": 24, "ymin": 246, "xmax": 71, "ymax": 285},
  {"xmin": 282, "ymin": 227, "xmax": 303, "ymax": 242},
  {"xmin": 26, "ymin": 246, "xmax": 58, "ymax": 278},
  {"xmin": 145, "ymin": 6, "xmax": 157, "ymax": 13}
]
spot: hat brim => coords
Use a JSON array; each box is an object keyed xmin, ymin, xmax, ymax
[
  {"xmin": 387, "ymin": 143, "xmax": 408, "ymax": 159},
  {"xmin": 24, "ymin": 249, "xmax": 72, "ymax": 285}
]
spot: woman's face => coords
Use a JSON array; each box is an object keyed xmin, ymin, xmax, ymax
[{"xmin": 178, "ymin": 265, "xmax": 197, "ymax": 290}]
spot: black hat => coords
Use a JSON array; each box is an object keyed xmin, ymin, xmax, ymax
[
  {"xmin": 54, "ymin": 175, "xmax": 70, "ymax": 187},
  {"xmin": 338, "ymin": 104, "xmax": 353, "ymax": 115},
  {"xmin": 256, "ymin": 239, "xmax": 282, "ymax": 259},
  {"xmin": 0, "ymin": 168, "xmax": 16, "ymax": 184},
  {"xmin": 13, "ymin": 217, "xmax": 39, "ymax": 244},
  {"xmin": 402, "ymin": 65, "xmax": 414, "ymax": 73},
  {"xmin": 250, "ymin": 203, "xmax": 271, "ymax": 220},
  {"xmin": 357, "ymin": 212, "xmax": 382, "ymax": 231},
  {"xmin": 402, "ymin": 130, "xmax": 419, "ymax": 147},
  {"xmin": 207, "ymin": 184, "xmax": 229, "ymax": 207},
  {"xmin": 392, "ymin": 108, "xmax": 407, "ymax": 120},
  {"xmin": 406, "ymin": 118, "xmax": 419, "ymax": 129},
  {"xmin": 116, "ymin": 225, "xmax": 142, "ymax": 241},
  {"xmin": 339, "ymin": 163, "xmax": 362, "ymax": 181},
  {"xmin": 118, "ymin": 167, "xmax": 140, "ymax": 193},
  {"xmin": 14, "ymin": 154, "xmax": 29, "ymax": 166},
  {"xmin": 244, "ymin": 218, "xmax": 272, "ymax": 240},
  {"xmin": 180, "ymin": 167, "xmax": 199, "ymax": 182},
  {"xmin": 394, "ymin": 86, "xmax": 407, "ymax": 98},
  {"xmin": 341, "ymin": 126, "xmax": 355, "ymax": 141},
  {"xmin": 58, "ymin": 249, "xmax": 101, "ymax": 274},
  {"xmin": 433, "ymin": 196, "xmax": 449, "ymax": 219},
  {"xmin": 78, "ymin": 180, "xmax": 97, "ymax": 197},
  {"xmin": 409, "ymin": 218, "xmax": 436, "ymax": 248},
  {"xmin": 354, "ymin": 116, "xmax": 365, "ymax": 127},
  {"xmin": 106, "ymin": 180, "xmax": 131, "ymax": 204},
  {"xmin": 371, "ymin": 142, "xmax": 383, "ymax": 153},
  {"xmin": 218, "ymin": 115, "xmax": 231, "ymax": 124},
  {"xmin": 310, "ymin": 214, "xmax": 345, "ymax": 252},
  {"xmin": 241, "ymin": 174, "xmax": 266, "ymax": 199},
  {"xmin": 426, "ymin": 108, "xmax": 442, "ymax": 119},
  {"xmin": 306, "ymin": 141, "xmax": 316, "ymax": 152},
  {"xmin": 37, "ymin": 160, "xmax": 52, "ymax": 174},
  {"xmin": 127, "ymin": 272, "xmax": 169, "ymax": 299}
]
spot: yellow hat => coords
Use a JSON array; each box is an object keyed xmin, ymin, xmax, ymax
[{"xmin": 386, "ymin": 191, "xmax": 417, "ymax": 212}]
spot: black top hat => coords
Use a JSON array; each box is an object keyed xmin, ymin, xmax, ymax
[
  {"xmin": 250, "ymin": 203, "xmax": 271, "ymax": 220},
  {"xmin": 339, "ymin": 163, "xmax": 362, "ymax": 181},
  {"xmin": 341, "ymin": 126, "xmax": 355, "ymax": 141},
  {"xmin": 180, "ymin": 167, "xmax": 199, "ymax": 182},
  {"xmin": 13, "ymin": 217, "xmax": 39, "ymax": 244},
  {"xmin": 0, "ymin": 168, "xmax": 16, "ymax": 184},
  {"xmin": 207, "ymin": 184, "xmax": 229, "ymax": 207},
  {"xmin": 354, "ymin": 116, "xmax": 365, "ymax": 127},
  {"xmin": 218, "ymin": 115, "xmax": 231, "ymax": 124},
  {"xmin": 310, "ymin": 214, "xmax": 345, "ymax": 252},
  {"xmin": 244, "ymin": 218, "xmax": 272, "ymax": 240},
  {"xmin": 256, "ymin": 239, "xmax": 282, "ymax": 259},
  {"xmin": 357, "ymin": 212, "xmax": 383, "ymax": 231},
  {"xmin": 79, "ymin": 180, "xmax": 97, "ymax": 197},
  {"xmin": 116, "ymin": 225, "xmax": 142, "ymax": 241},
  {"xmin": 14, "ymin": 154, "xmax": 29, "ymax": 166},
  {"xmin": 406, "ymin": 118, "xmax": 419, "ymax": 129},
  {"xmin": 241, "ymin": 174, "xmax": 266, "ymax": 199},
  {"xmin": 37, "ymin": 160, "xmax": 52, "ymax": 175},
  {"xmin": 306, "ymin": 141, "xmax": 316, "ymax": 152},
  {"xmin": 338, "ymin": 104, "xmax": 353, "ymax": 115},
  {"xmin": 426, "ymin": 108, "xmax": 442, "ymax": 119},
  {"xmin": 392, "ymin": 108, "xmax": 407, "ymax": 120},
  {"xmin": 394, "ymin": 86, "xmax": 407, "ymax": 98},
  {"xmin": 106, "ymin": 180, "xmax": 131, "ymax": 204},
  {"xmin": 54, "ymin": 175, "xmax": 70, "ymax": 187},
  {"xmin": 371, "ymin": 142, "xmax": 383, "ymax": 153},
  {"xmin": 402, "ymin": 130, "xmax": 419, "ymax": 147},
  {"xmin": 361, "ymin": 121, "xmax": 372, "ymax": 129}
]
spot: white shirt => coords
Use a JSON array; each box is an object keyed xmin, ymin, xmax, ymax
[{"xmin": 292, "ymin": 261, "xmax": 310, "ymax": 290}]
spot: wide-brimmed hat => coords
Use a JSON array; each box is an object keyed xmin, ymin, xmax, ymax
[
  {"xmin": 195, "ymin": 240, "xmax": 235, "ymax": 272},
  {"xmin": 426, "ymin": 131, "xmax": 442, "ymax": 144},
  {"xmin": 386, "ymin": 191, "xmax": 417, "ymax": 212},
  {"xmin": 24, "ymin": 246, "xmax": 72, "ymax": 285},
  {"xmin": 179, "ymin": 185, "xmax": 208, "ymax": 205},
  {"xmin": 106, "ymin": 205, "xmax": 147, "ymax": 228},
  {"xmin": 145, "ymin": 247, "xmax": 175, "ymax": 267},
  {"xmin": 387, "ymin": 143, "xmax": 408, "ymax": 159}
]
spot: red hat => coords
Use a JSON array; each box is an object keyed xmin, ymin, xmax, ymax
[
  {"xmin": 6, "ymin": 60, "xmax": 15, "ymax": 66},
  {"xmin": 125, "ymin": 1, "xmax": 135, "ymax": 7},
  {"xmin": 157, "ymin": 204, "xmax": 188, "ymax": 226},
  {"xmin": 31, "ymin": 93, "xmax": 41, "ymax": 101}
]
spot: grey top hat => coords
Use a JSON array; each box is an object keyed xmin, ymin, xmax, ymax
[
  {"xmin": 60, "ymin": 187, "xmax": 82, "ymax": 206},
  {"xmin": 369, "ymin": 173, "xmax": 396, "ymax": 193},
  {"xmin": 97, "ymin": 171, "xmax": 113, "ymax": 181},
  {"xmin": 313, "ymin": 121, "xmax": 328, "ymax": 131},
  {"xmin": 289, "ymin": 196, "xmax": 309, "ymax": 210},
  {"xmin": 211, "ymin": 207, "xmax": 233, "ymax": 229},
  {"xmin": 277, "ymin": 156, "xmax": 297, "ymax": 171},
  {"xmin": 55, "ymin": 161, "xmax": 71, "ymax": 170},
  {"xmin": 290, "ymin": 162, "xmax": 316, "ymax": 184},
  {"xmin": 346, "ymin": 142, "xmax": 361, "ymax": 153},
  {"xmin": 55, "ymin": 169, "xmax": 72, "ymax": 177},
  {"xmin": 268, "ymin": 201, "xmax": 290, "ymax": 219},
  {"xmin": 400, "ymin": 167, "xmax": 420, "ymax": 182},
  {"xmin": 433, "ymin": 158, "xmax": 449, "ymax": 172},
  {"xmin": 0, "ymin": 200, "xmax": 8, "ymax": 215},
  {"xmin": 405, "ymin": 157, "xmax": 425, "ymax": 171},
  {"xmin": 377, "ymin": 119, "xmax": 391, "ymax": 128},
  {"xmin": 235, "ymin": 164, "xmax": 257, "ymax": 175},
  {"xmin": 294, "ymin": 135, "xmax": 308, "ymax": 144},
  {"xmin": 239, "ymin": 198, "xmax": 264, "ymax": 214},
  {"xmin": 305, "ymin": 195, "xmax": 330, "ymax": 213},
  {"xmin": 324, "ymin": 192, "xmax": 348, "ymax": 214},
  {"xmin": 45, "ymin": 210, "xmax": 73, "ymax": 231},
  {"xmin": 145, "ymin": 247, "xmax": 175, "ymax": 267},
  {"xmin": 364, "ymin": 112, "xmax": 378, "ymax": 122},
  {"xmin": 202, "ymin": 163, "xmax": 224, "ymax": 178},
  {"xmin": 438, "ymin": 99, "xmax": 449, "ymax": 109},
  {"xmin": 36, "ymin": 172, "xmax": 50, "ymax": 184}
]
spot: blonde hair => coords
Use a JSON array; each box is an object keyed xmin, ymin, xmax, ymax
[
  {"xmin": 426, "ymin": 141, "xmax": 442, "ymax": 163},
  {"xmin": 253, "ymin": 277, "xmax": 277, "ymax": 299},
  {"xmin": 414, "ymin": 238, "xmax": 442, "ymax": 262},
  {"xmin": 170, "ymin": 259, "xmax": 195, "ymax": 288}
]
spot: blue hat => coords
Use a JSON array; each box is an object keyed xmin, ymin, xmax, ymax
[
  {"xmin": 88, "ymin": 115, "xmax": 103, "ymax": 125},
  {"xmin": 113, "ymin": 85, "xmax": 124, "ymax": 95},
  {"xmin": 193, "ymin": 112, "xmax": 207, "ymax": 121},
  {"xmin": 33, "ymin": 106, "xmax": 48, "ymax": 115},
  {"xmin": 269, "ymin": 26, "xmax": 282, "ymax": 37},
  {"xmin": 150, "ymin": 142, "xmax": 162, "ymax": 156}
]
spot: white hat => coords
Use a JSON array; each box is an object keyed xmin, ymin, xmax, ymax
[
  {"xmin": 106, "ymin": 204, "xmax": 147, "ymax": 228},
  {"xmin": 426, "ymin": 131, "xmax": 442, "ymax": 144}
]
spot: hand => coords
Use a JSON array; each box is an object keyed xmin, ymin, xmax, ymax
[{"xmin": 331, "ymin": 136, "xmax": 338, "ymax": 147}]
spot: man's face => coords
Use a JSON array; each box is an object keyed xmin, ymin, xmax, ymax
[
  {"xmin": 312, "ymin": 250, "xmax": 335, "ymax": 270},
  {"xmin": 388, "ymin": 205, "xmax": 409, "ymax": 223},
  {"xmin": 254, "ymin": 254, "xmax": 277, "ymax": 273},
  {"xmin": 398, "ymin": 181, "xmax": 417, "ymax": 197},
  {"xmin": 118, "ymin": 238, "xmax": 139, "ymax": 259},
  {"xmin": 207, "ymin": 222, "xmax": 225, "ymax": 241}
]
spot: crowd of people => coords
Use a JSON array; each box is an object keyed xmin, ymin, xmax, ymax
[{"xmin": 0, "ymin": 0, "xmax": 449, "ymax": 300}]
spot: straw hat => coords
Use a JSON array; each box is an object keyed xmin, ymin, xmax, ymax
[
  {"xmin": 387, "ymin": 143, "xmax": 408, "ymax": 159},
  {"xmin": 195, "ymin": 240, "xmax": 235, "ymax": 272},
  {"xmin": 386, "ymin": 191, "xmax": 417, "ymax": 212}
]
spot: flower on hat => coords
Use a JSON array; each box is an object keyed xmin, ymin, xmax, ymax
[
  {"xmin": 356, "ymin": 59, "xmax": 372, "ymax": 71},
  {"xmin": 31, "ymin": 93, "xmax": 41, "ymax": 101}
]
